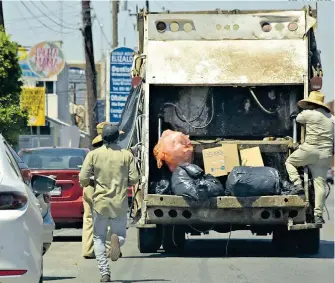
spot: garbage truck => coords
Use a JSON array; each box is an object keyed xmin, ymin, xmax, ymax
[{"xmin": 123, "ymin": 6, "xmax": 325, "ymax": 255}]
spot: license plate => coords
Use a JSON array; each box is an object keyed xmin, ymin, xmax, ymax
[{"xmin": 50, "ymin": 186, "xmax": 61, "ymax": 196}]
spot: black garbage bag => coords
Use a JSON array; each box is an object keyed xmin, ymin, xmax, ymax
[
  {"xmin": 225, "ymin": 166, "xmax": 281, "ymax": 197},
  {"xmin": 151, "ymin": 179, "xmax": 172, "ymax": 195},
  {"xmin": 171, "ymin": 163, "xmax": 225, "ymax": 201}
]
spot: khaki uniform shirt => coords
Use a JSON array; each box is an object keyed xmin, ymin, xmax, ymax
[
  {"xmin": 296, "ymin": 108, "xmax": 334, "ymax": 155},
  {"xmin": 79, "ymin": 144, "xmax": 139, "ymax": 218}
]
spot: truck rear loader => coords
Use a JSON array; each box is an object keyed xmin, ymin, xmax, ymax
[{"xmin": 126, "ymin": 6, "xmax": 324, "ymax": 255}]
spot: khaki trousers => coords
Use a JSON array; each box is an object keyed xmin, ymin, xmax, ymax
[
  {"xmin": 285, "ymin": 143, "xmax": 332, "ymax": 217},
  {"xmin": 82, "ymin": 186, "xmax": 111, "ymax": 257}
]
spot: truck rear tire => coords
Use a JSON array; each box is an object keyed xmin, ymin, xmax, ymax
[
  {"xmin": 295, "ymin": 228, "xmax": 320, "ymax": 254},
  {"xmin": 137, "ymin": 227, "xmax": 162, "ymax": 253},
  {"xmin": 162, "ymin": 225, "xmax": 185, "ymax": 253},
  {"xmin": 272, "ymin": 227, "xmax": 320, "ymax": 255}
]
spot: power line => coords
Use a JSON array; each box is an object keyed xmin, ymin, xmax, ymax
[
  {"xmin": 5, "ymin": 8, "xmax": 81, "ymax": 22},
  {"xmin": 29, "ymin": 1, "xmax": 79, "ymax": 31},
  {"xmin": 20, "ymin": 1, "xmax": 75, "ymax": 34},
  {"xmin": 15, "ymin": 2, "xmax": 37, "ymax": 37},
  {"xmin": 40, "ymin": 1, "xmax": 77, "ymax": 28},
  {"xmin": 63, "ymin": 1, "xmax": 79, "ymax": 9},
  {"xmin": 92, "ymin": 7, "xmax": 112, "ymax": 48}
]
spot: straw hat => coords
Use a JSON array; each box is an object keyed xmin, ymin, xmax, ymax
[
  {"xmin": 97, "ymin": 122, "xmax": 111, "ymax": 135},
  {"xmin": 91, "ymin": 122, "xmax": 110, "ymax": 146},
  {"xmin": 92, "ymin": 122, "xmax": 125, "ymax": 146},
  {"xmin": 92, "ymin": 134, "xmax": 103, "ymax": 145},
  {"xmin": 297, "ymin": 91, "xmax": 330, "ymax": 111}
]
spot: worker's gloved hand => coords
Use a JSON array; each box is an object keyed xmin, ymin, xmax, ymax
[{"xmin": 290, "ymin": 110, "xmax": 299, "ymax": 120}]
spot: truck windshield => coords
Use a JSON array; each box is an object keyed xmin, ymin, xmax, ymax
[{"xmin": 20, "ymin": 148, "xmax": 87, "ymax": 170}]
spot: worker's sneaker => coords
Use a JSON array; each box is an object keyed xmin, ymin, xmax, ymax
[
  {"xmin": 83, "ymin": 255, "xmax": 95, "ymax": 259},
  {"xmin": 110, "ymin": 234, "xmax": 121, "ymax": 261},
  {"xmin": 314, "ymin": 215, "xmax": 325, "ymax": 225},
  {"xmin": 100, "ymin": 274, "xmax": 111, "ymax": 282}
]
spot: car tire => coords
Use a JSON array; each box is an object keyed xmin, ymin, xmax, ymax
[
  {"xmin": 162, "ymin": 225, "xmax": 185, "ymax": 253},
  {"xmin": 137, "ymin": 226, "xmax": 162, "ymax": 253}
]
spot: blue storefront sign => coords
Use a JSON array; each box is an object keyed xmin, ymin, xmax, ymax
[{"xmin": 110, "ymin": 47, "xmax": 134, "ymax": 123}]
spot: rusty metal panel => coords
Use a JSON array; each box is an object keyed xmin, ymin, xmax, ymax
[
  {"xmin": 146, "ymin": 195, "xmax": 306, "ymax": 209},
  {"xmin": 146, "ymin": 207, "xmax": 306, "ymax": 225},
  {"xmin": 147, "ymin": 11, "xmax": 307, "ymax": 41},
  {"xmin": 146, "ymin": 40, "xmax": 307, "ymax": 85}
]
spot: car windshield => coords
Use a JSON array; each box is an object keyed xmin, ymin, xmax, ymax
[{"xmin": 20, "ymin": 148, "xmax": 87, "ymax": 170}]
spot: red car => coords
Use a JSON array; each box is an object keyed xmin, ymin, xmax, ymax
[
  {"xmin": 19, "ymin": 147, "xmax": 89, "ymax": 229},
  {"xmin": 19, "ymin": 147, "xmax": 134, "ymax": 228}
]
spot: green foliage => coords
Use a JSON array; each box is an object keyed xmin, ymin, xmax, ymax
[{"xmin": 0, "ymin": 27, "xmax": 28, "ymax": 146}]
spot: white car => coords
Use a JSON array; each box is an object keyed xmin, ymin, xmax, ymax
[
  {"xmin": 0, "ymin": 135, "xmax": 56, "ymax": 283},
  {"xmin": 8, "ymin": 146, "xmax": 55, "ymax": 255}
]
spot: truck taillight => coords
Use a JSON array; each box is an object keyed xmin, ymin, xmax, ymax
[
  {"xmin": 21, "ymin": 168, "xmax": 32, "ymax": 184},
  {"xmin": 0, "ymin": 192, "xmax": 28, "ymax": 210}
]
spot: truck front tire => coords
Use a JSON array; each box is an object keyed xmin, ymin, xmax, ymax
[
  {"xmin": 272, "ymin": 226, "xmax": 320, "ymax": 255},
  {"xmin": 137, "ymin": 227, "xmax": 162, "ymax": 253},
  {"xmin": 162, "ymin": 225, "xmax": 185, "ymax": 253}
]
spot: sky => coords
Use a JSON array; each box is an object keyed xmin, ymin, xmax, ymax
[{"xmin": 3, "ymin": 0, "xmax": 335, "ymax": 102}]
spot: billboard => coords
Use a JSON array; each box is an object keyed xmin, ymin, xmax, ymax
[
  {"xmin": 109, "ymin": 47, "xmax": 134, "ymax": 123},
  {"xmin": 18, "ymin": 47, "xmax": 39, "ymax": 79},
  {"xmin": 27, "ymin": 41, "xmax": 65, "ymax": 79},
  {"xmin": 20, "ymin": 87, "xmax": 46, "ymax": 126}
]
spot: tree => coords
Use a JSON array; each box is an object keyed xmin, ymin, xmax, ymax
[{"xmin": 0, "ymin": 27, "xmax": 28, "ymax": 146}]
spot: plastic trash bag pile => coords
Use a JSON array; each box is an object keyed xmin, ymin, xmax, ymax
[
  {"xmin": 153, "ymin": 130, "xmax": 194, "ymax": 172},
  {"xmin": 171, "ymin": 163, "xmax": 225, "ymax": 201},
  {"xmin": 225, "ymin": 166, "xmax": 282, "ymax": 197}
]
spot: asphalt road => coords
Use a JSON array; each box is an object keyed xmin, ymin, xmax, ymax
[{"xmin": 44, "ymin": 192, "xmax": 334, "ymax": 283}]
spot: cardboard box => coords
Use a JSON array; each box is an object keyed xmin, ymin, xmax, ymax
[
  {"xmin": 202, "ymin": 144, "xmax": 240, "ymax": 177},
  {"xmin": 240, "ymin": 146, "xmax": 264, "ymax": 166}
]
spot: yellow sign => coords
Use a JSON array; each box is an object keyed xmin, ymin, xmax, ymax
[{"xmin": 20, "ymin": 87, "xmax": 46, "ymax": 126}]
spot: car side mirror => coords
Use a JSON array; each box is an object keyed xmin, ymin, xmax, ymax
[{"xmin": 31, "ymin": 175, "xmax": 56, "ymax": 194}]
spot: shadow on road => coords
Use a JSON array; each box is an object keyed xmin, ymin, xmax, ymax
[
  {"xmin": 43, "ymin": 276, "xmax": 76, "ymax": 281},
  {"xmin": 123, "ymin": 238, "xmax": 334, "ymax": 259},
  {"xmin": 53, "ymin": 236, "xmax": 82, "ymax": 242}
]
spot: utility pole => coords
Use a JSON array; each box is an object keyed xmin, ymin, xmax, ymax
[
  {"xmin": 112, "ymin": 0, "xmax": 118, "ymax": 48},
  {"xmin": 81, "ymin": 0, "xmax": 98, "ymax": 144},
  {"xmin": 0, "ymin": 0, "xmax": 5, "ymax": 30},
  {"xmin": 145, "ymin": 0, "xmax": 149, "ymax": 11}
]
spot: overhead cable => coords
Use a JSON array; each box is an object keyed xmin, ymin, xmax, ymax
[
  {"xmin": 20, "ymin": 1, "xmax": 75, "ymax": 34},
  {"xmin": 29, "ymin": 1, "xmax": 79, "ymax": 31}
]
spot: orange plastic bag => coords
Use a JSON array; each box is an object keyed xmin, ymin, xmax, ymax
[{"xmin": 153, "ymin": 130, "xmax": 194, "ymax": 172}]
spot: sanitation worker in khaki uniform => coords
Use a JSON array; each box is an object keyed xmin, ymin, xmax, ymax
[
  {"xmin": 286, "ymin": 91, "xmax": 334, "ymax": 224},
  {"xmin": 79, "ymin": 124, "xmax": 139, "ymax": 282},
  {"xmin": 82, "ymin": 122, "xmax": 112, "ymax": 259}
]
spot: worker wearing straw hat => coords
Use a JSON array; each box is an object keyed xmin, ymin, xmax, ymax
[
  {"xmin": 82, "ymin": 122, "xmax": 112, "ymax": 259},
  {"xmin": 286, "ymin": 91, "xmax": 334, "ymax": 224},
  {"xmin": 79, "ymin": 124, "xmax": 138, "ymax": 282}
]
